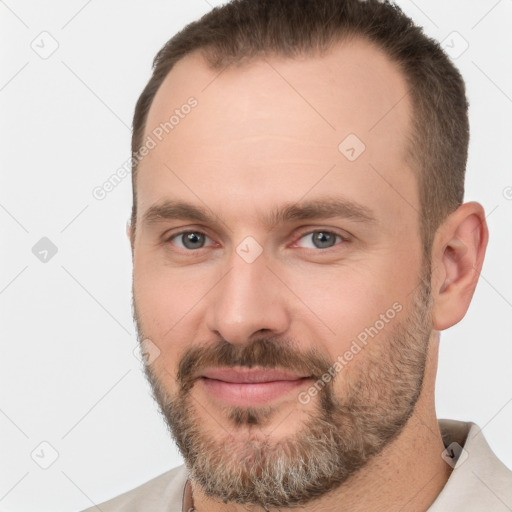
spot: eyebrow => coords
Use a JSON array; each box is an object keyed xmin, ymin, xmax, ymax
[{"xmin": 141, "ymin": 197, "xmax": 377, "ymax": 231}]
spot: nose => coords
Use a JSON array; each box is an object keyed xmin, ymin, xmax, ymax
[{"xmin": 205, "ymin": 250, "xmax": 291, "ymax": 346}]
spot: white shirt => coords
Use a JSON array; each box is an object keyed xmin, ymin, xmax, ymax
[{"xmin": 81, "ymin": 419, "xmax": 512, "ymax": 511}]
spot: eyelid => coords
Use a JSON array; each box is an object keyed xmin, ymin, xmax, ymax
[{"xmin": 163, "ymin": 224, "xmax": 210, "ymax": 240}]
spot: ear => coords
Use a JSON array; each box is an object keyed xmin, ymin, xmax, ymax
[
  {"xmin": 126, "ymin": 220, "xmax": 134, "ymax": 255},
  {"xmin": 430, "ymin": 201, "xmax": 489, "ymax": 331}
]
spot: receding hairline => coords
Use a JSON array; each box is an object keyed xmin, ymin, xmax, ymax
[{"xmin": 138, "ymin": 32, "xmax": 417, "ymax": 171}]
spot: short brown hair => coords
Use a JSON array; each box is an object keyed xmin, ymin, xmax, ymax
[{"xmin": 130, "ymin": 0, "xmax": 469, "ymax": 264}]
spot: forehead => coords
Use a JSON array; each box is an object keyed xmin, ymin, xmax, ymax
[{"xmin": 137, "ymin": 37, "xmax": 417, "ymax": 229}]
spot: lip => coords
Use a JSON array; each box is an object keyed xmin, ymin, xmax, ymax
[
  {"xmin": 200, "ymin": 367, "xmax": 310, "ymax": 383},
  {"xmin": 197, "ymin": 367, "xmax": 312, "ymax": 406}
]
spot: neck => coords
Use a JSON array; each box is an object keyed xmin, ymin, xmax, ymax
[{"xmin": 191, "ymin": 335, "xmax": 451, "ymax": 512}]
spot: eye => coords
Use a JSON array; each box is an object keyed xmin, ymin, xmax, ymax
[
  {"xmin": 168, "ymin": 231, "xmax": 214, "ymax": 250},
  {"xmin": 295, "ymin": 230, "xmax": 347, "ymax": 250}
]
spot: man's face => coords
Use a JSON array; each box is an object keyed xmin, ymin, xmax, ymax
[{"xmin": 131, "ymin": 38, "xmax": 432, "ymax": 507}]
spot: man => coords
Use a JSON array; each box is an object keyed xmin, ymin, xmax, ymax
[{"xmin": 84, "ymin": 0, "xmax": 512, "ymax": 510}]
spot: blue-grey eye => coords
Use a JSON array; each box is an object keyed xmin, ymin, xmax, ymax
[
  {"xmin": 298, "ymin": 231, "xmax": 341, "ymax": 249},
  {"xmin": 177, "ymin": 232, "xmax": 207, "ymax": 250}
]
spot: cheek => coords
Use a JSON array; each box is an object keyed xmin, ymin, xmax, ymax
[
  {"xmin": 133, "ymin": 264, "xmax": 193, "ymax": 366},
  {"xmin": 133, "ymin": 252, "xmax": 199, "ymax": 329},
  {"xmin": 282, "ymin": 260, "xmax": 407, "ymax": 361},
  {"xmin": 133, "ymin": 256, "xmax": 226, "ymax": 377}
]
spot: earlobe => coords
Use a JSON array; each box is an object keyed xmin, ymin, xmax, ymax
[{"xmin": 430, "ymin": 202, "xmax": 489, "ymax": 331}]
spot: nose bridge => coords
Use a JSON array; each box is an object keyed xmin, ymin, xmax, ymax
[{"xmin": 206, "ymin": 245, "xmax": 290, "ymax": 344}]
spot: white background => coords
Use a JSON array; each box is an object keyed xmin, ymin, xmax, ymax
[{"xmin": 0, "ymin": 1, "xmax": 511, "ymax": 511}]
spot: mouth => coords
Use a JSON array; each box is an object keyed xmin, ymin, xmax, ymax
[{"xmin": 197, "ymin": 367, "xmax": 312, "ymax": 406}]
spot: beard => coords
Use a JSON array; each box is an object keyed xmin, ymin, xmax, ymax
[{"xmin": 133, "ymin": 265, "xmax": 433, "ymax": 510}]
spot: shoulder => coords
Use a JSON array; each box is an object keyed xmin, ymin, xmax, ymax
[{"xmin": 80, "ymin": 464, "xmax": 188, "ymax": 512}]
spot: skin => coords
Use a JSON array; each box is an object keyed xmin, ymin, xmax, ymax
[{"xmin": 128, "ymin": 37, "xmax": 488, "ymax": 511}]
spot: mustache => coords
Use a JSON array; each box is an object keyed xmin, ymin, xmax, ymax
[{"xmin": 176, "ymin": 337, "xmax": 333, "ymax": 393}]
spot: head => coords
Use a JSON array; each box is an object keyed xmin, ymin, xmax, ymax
[{"xmin": 128, "ymin": 0, "xmax": 488, "ymax": 509}]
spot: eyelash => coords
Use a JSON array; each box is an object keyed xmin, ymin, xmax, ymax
[{"xmin": 164, "ymin": 229, "xmax": 350, "ymax": 253}]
